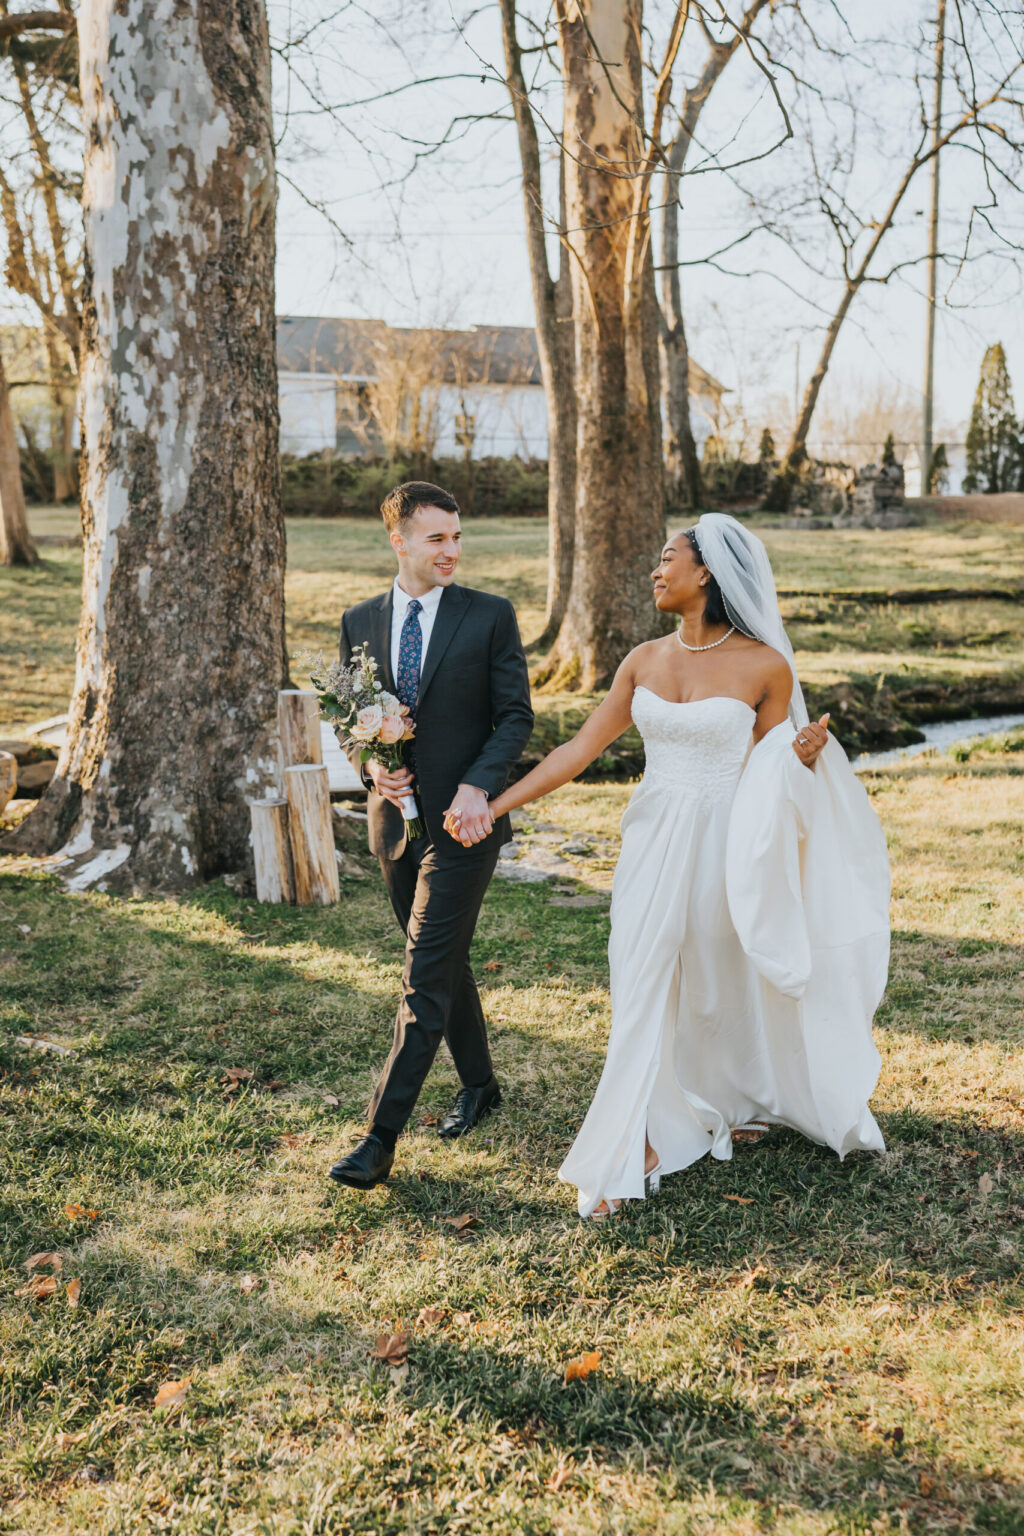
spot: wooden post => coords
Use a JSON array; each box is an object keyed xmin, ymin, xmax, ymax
[
  {"xmin": 250, "ymin": 797, "xmax": 295, "ymax": 904},
  {"xmin": 284, "ymin": 764, "xmax": 340, "ymax": 905},
  {"xmin": 278, "ymin": 690, "xmax": 322, "ymax": 767},
  {"xmin": 0, "ymin": 750, "xmax": 17, "ymax": 815}
]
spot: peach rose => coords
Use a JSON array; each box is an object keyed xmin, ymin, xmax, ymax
[
  {"xmin": 379, "ymin": 714, "xmax": 405, "ymax": 744},
  {"xmin": 351, "ymin": 703, "xmax": 383, "ymax": 741}
]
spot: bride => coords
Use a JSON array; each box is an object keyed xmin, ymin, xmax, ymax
[{"xmin": 476, "ymin": 513, "xmax": 890, "ymax": 1219}]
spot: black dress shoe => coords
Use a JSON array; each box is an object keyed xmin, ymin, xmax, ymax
[
  {"xmin": 438, "ymin": 1077, "xmax": 502, "ymax": 1140},
  {"xmin": 328, "ymin": 1133, "xmax": 394, "ymax": 1188}
]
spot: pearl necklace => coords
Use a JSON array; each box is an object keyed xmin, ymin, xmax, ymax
[{"xmin": 677, "ymin": 624, "xmax": 735, "ymax": 653}]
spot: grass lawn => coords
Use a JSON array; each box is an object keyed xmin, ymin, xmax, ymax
[
  {"xmin": 2, "ymin": 730, "xmax": 1023, "ymax": 1532},
  {"xmin": 3, "ymin": 508, "xmax": 1024, "ymax": 753},
  {"xmin": 2, "ymin": 506, "xmax": 1024, "ymax": 1530}
]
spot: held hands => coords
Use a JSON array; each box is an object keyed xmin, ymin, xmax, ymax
[
  {"xmin": 366, "ymin": 757, "xmax": 414, "ymax": 811},
  {"xmin": 793, "ymin": 714, "xmax": 831, "ymax": 769},
  {"xmin": 443, "ymin": 784, "xmax": 494, "ymax": 846}
]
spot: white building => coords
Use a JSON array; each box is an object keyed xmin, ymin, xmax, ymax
[{"xmin": 276, "ymin": 315, "xmax": 727, "ymax": 460}]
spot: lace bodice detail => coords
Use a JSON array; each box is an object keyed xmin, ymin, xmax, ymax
[{"xmin": 631, "ymin": 686, "xmax": 754, "ymax": 801}]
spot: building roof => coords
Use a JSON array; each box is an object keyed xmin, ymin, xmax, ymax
[
  {"xmin": 276, "ymin": 316, "xmax": 543, "ymax": 386},
  {"xmin": 277, "ymin": 315, "xmax": 727, "ymax": 398}
]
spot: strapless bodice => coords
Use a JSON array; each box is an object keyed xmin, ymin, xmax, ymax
[{"xmin": 630, "ymin": 686, "xmax": 754, "ymax": 802}]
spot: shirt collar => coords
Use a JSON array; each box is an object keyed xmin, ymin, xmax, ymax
[{"xmin": 393, "ymin": 577, "xmax": 444, "ymax": 616}]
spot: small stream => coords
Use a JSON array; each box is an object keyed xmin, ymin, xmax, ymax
[{"xmin": 853, "ymin": 712, "xmax": 1024, "ymax": 772}]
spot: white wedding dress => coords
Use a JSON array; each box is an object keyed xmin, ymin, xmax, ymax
[{"xmin": 559, "ymin": 686, "xmax": 889, "ymax": 1217}]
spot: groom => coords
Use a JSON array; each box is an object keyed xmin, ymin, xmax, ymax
[{"xmin": 328, "ymin": 481, "xmax": 534, "ymax": 1190}]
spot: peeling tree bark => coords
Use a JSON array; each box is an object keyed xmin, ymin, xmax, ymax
[
  {"xmin": 546, "ymin": 0, "xmax": 667, "ymax": 690},
  {"xmin": 6, "ymin": 0, "xmax": 286, "ymax": 892},
  {"xmin": 0, "ymin": 347, "xmax": 38, "ymax": 567}
]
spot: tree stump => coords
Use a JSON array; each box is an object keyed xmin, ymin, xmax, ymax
[
  {"xmin": 250, "ymin": 797, "xmax": 295, "ymax": 904},
  {"xmin": 0, "ymin": 751, "xmax": 16, "ymax": 815},
  {"xmin": 284, "ymin": 764, "xmax": 339, "ymax": 905},
  {"xmin": 278, "ymin": 690, "xmax": 322, "ymax": 768}
]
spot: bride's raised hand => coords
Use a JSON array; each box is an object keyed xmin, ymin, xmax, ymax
[{"xmin": 793, "ymin": 714, "xmax": 830, "ymax": 769}]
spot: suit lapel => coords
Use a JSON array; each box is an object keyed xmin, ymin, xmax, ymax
[
  {"xmin": 369, "ymin": 590, "xmax": 396, "ymax": 693},
  {"xmin": 417, "ymin": 584, "xmax": 470, "ymax": 706}
]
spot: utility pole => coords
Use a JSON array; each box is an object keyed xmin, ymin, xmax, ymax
[{"xmin": 921, "ymin": 0, "xmax": 946, "ymax": 497}]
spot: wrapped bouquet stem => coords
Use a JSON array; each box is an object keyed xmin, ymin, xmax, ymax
[{"xmin": 296, "ymin": 643, "xmax": 423, "ymax": 838}]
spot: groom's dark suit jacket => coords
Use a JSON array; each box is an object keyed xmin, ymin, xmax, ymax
[{"xmin": 338, "ymin": 584, "xmax": 534, "ymax": 858}]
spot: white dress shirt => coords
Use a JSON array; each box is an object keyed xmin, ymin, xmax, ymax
[{"xmin": 390, "ymin": 578, "xmax": 444, "ymax": 689}]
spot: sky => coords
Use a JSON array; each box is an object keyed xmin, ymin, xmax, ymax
[{"xmin": 268, "ymin": 0, "xmax": 1024, "ymax": 455}]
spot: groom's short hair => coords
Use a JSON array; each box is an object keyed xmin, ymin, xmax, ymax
[{"xmin": 381, "ymin": 481, "xmax": 460, "ymax": 532}]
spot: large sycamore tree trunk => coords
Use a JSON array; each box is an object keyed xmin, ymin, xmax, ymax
[
  {"xmin": 546, "ymin": 0, "xmax": 666, "ymax": 691},
  {"xmin": 6, "ymin": 0, "xmax": 285, "ymax": 891},
  {"xmin": 0, "ymin": 347, "xmax": 39, "ymax": 567},
  {"xmin": 499, "ymin": 0, "xmax": 576, "ymax": 650}
]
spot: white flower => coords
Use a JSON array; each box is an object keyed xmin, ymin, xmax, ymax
[
  {"xmin": 379, "ymin": 692, "xmax": 401, "ymax": 715},
  {"xmin": 351, "ymin": 704, "xmax": 384, "ymax": 741}
]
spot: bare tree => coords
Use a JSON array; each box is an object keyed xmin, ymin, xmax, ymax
[
  {"xmin": 762, "ymin": 1, "xmax": 1024, "ymax": 504},
  {"xmin": 0, "ymin": 1, "xmax": 82, "ymax": 498},
  {"xmin": 536, "ymin": 0, "xmax": 689, "ymax": 690},
  {"xmin": 0, "ymin": 342, "xmax": 37, "ymax": 565},
  {"xmin": 366, "ymin": 325, "xmax": 446, "ymax": 469},
  {"xmin": 499, "ymin": 0, "xmax": 576, "ymax": 648},
  {"xmin": 6, "ymin": 0, "xmax": 286, "ymax": 892},
  {"xmin": 658, "ymin": 0, "xmax": 773, "ymax": 511}
]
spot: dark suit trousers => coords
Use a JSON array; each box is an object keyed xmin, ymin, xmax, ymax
[{"xmin": 369, "ymin": 833, "xmax": 501, "ymax": 1133}]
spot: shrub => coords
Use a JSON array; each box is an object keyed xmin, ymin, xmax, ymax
[{"xmin": 280, "ymin": 453, "xmax": 549, "ymax": 519}]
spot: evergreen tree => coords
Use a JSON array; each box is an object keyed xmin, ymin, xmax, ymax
[
  {"xmin": 963, "ymin": 343, "xmax": 1018, "ymax": 493},
  {"xmin": 758, "ymin": 426, "xmax": 776, "ymax": 461},
  {"xmin": 881, "ymin": 432, "xmax": 897, "ymax": 467},
  {"xmin": 927, "ymin": 442, "xmax": 949, "ymax": 494}
]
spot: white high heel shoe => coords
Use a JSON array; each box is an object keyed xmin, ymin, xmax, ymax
[{"xmin": 644, "ymin": 1157, "xmax": 663, "ymax": 1196}]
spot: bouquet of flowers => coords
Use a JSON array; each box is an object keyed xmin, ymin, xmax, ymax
[{"xmin": 296, "ymin": 643, "xmax": 423, "ymax": 837}]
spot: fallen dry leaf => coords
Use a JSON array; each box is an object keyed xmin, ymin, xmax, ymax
[
  {"xmin": 547, "ymin": 1459, "xmax": 574, "ymax": 1492},
  {"xmin": 64, "ymin": 1204, "xmax": 100, "ymax": 1221},
  {"xmin": 372, "ymin": 1331, "xmax": 410, "ymax": 1367},
  {"xmin": 736, "ymin": 1262, "xmax": 768, "ymax": 1289},
  {"xmin": 238, "ymin": 1273, "xmax": 261, "ymax": 1295},
  {"xmin": 442, "ymin": 1214, "xmax": 480, "ymax": 1233},
  {"xmin": 25, "ymin": 1251, "xmax": 62, "ymax": 1273},
  {"xmin": 564, "ymin": 1350, "xmax": 601, "ymax": 1384},
  {"xmin": 421, "ymin": 1113, "xmax": 438, "ymax": 1126},
  {"xmin": 15, "ymin": 1274, "xmax": 59, "ymax": 1300},
  {"xmin": 416, "ymin": 1307, "xmax": 445, "ymax": 1328},
  {"xmin": 453, "ymin": 1311, "xmax": 474, "ymax": 1327},
  {"xmin": 222, "ymin": 1067, "xmax": 254, "ymax": 1083},
  {"xmin": 264, "ymin": 1079, "xmax": 285, "ymax": 1092},
  {"xmin": 321, "ymin": 1094, "xmax": 340, "ymax": 1107},
  {"xmin": 722, "ymin": 1193, "xmax": 754, "ymax": 1205},
  {"xmin": 154, "ymin": 1378, "xmax": 191, "ymax": 1411},
  {"xmin": 278, "ymin": 1132, "xmax": 309, "ymax": 1148},
  {"xmin": 66, "ymin": 1278, "xmax": 81, "ymax": 1308},
  {"xmin": 483, "ymin": 960, "xmax": 502, "ymax": 972},
  {"xmin": 978, "ymin": 1171, "xmax": 994, "ymax": 1195}
]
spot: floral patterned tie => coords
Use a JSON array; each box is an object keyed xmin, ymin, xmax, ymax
[{"xmin": 395, "ymin": 598, "xmax": 423, "ymax": 716}]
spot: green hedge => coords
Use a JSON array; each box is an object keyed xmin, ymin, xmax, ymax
[{"xmin": 281, "ymin": 454, "xmax": 548, "ymax": 519}]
